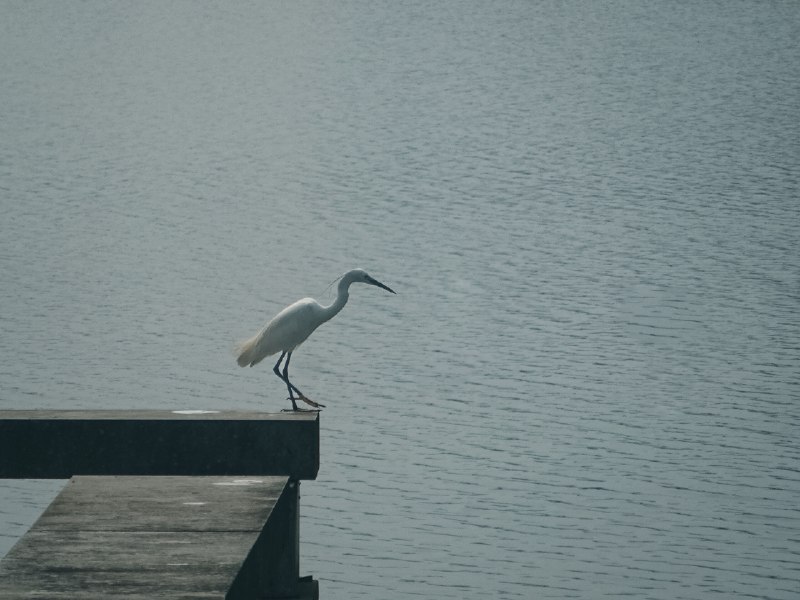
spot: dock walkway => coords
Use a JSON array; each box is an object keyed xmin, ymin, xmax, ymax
[{"xmin": 0, "ymin": 410, "xmax": 319, "ymax": 599}]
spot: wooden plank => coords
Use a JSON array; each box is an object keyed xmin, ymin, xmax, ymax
[
  {"xmin": 0, "ymin": 411, "xmax": 319, "ymax": 480},
  {"xmin": 25, "ymin": 475, "xmax": 287, "ymax": 532},
  {"xmin": 0, "ymin": 476, "xmax": 311, "ymax": 599},
  {"xmin": 0, "ymin": 530, "xmax": 253, "ymax": 599}
]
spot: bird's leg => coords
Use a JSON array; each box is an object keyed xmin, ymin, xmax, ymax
[
  {"xmin": 273, "ymin": 352, "xmax": 298, "ymax": 411},
  {"xmin": 283, "ymin": 352, "xmax": 325, "ymax": 410}
]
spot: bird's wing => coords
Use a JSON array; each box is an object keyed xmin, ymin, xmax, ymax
[{"xmin": 256, "ymin": 298, "xmax": 323, "ymax": 356}]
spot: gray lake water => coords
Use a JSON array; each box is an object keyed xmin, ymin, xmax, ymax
[{"xmin": 1, "ymin": 2, "xmax": 799, "ymax": 598}]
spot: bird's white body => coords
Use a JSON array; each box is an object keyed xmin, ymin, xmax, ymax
[
  {"xmin": 235, "ymin": 269, "xmax": 395, "ymax": 410},
  {"xmin": 236, "ymin": 297, "xmax": 339, "ymax": 367}
]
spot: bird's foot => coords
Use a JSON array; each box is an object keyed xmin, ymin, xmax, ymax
[
  {"xmin": 281, "ymin": 396, "xmax": 324, "ymax": 412},
  {"xmin": 298, "ymin": 394, "xmax": 325, "ymax": 409}
]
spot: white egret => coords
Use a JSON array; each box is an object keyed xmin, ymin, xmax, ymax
[{"xmin": 236, "ymin": 268, "xmax": 396, "ymax": 411}]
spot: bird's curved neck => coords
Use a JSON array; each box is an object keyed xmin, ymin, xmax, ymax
[{"xmin": 321, "ymin": 278, "xmax": 351, "ymax": 322}]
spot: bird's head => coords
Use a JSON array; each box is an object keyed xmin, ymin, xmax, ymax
[{"xmin": 347, "ymin": 268, "xmax": 396, "ymax": 294}]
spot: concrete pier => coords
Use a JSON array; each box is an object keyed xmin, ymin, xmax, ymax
[{"xmin": 0, "ymin": 411, "xmax": 320, "ymax": 599}]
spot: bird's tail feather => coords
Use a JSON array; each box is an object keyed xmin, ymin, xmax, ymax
[{"xmin": 235, "ymin": 334, "xmax": 260, "ymax": 367}]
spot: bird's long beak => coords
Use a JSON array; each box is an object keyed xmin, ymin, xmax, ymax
[{"xmin": 366, "ymin": 276, "xmax": 396, "ymax": 294}]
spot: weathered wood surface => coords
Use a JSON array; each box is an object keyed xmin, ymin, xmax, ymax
[
  {"xmin": 0, "ymin": 475, "xmax": 314, "ymax": 599},
  {"xmin": 0, "ymin": 410, "xmax": 319, "ymax": 480}
]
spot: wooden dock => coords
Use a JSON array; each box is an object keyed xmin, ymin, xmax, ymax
[
  {"xmin": 0, "ymin": 410, "xmax": 320, "ymax": 599},
  {"xmin": 0, "ymin": 410, "xmax": 319, "ymax": 479}
]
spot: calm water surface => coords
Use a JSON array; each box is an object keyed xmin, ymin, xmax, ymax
[{"xmin": 1, "ymin": 2, "xmax": 798, "ymax": 598}]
